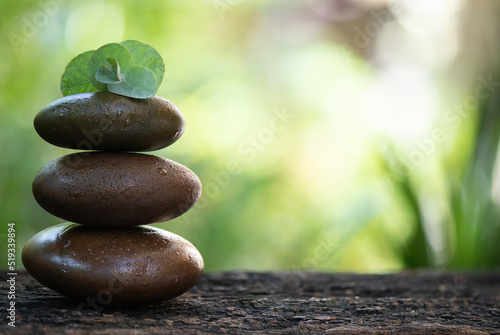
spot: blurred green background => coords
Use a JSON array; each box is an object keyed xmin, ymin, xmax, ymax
[{"xmin": 1, "ymin": 0, "xmax": 500, "ymax": 272}]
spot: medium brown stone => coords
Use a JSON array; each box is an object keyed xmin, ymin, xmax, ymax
[
  {"xmin": 22, "ymin": 223, "xmax": 204, "ymax": 307},
  {"xmin": 32, "ymin": 152, "xmax": 201, "ymax": 226},
  {"xmin": 34, "ymin": 92, "xmax": 185, "ymax": 151}
]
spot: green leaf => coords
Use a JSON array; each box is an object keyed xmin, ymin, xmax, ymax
[
  {"xmin": 87, "ymin": 43, "xmax": 134, "ymax": 91},
  {"xmin": 95, "ymin": 57, "xmax": 123, "ymax": 84},
  {"xmin": 60, "ymin": 40, "xmax": 165, "ymax": 99},
  {"xmin": 108, "ymin": 65, "xmax": 158, "ymax": 99},
  {"xmin": 121, "ymin": 39, "xmax": 165, "ymax": 86},
  {"xmin": 60, "ymin": 50, "xmax": 99, "ymax": 96}
]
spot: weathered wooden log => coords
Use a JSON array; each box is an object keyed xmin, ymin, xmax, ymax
[{"xmin": 1, "ymin": 271, "xmax": 499, "ymax": 334}]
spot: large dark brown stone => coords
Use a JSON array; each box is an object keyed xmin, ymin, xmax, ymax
[
  {"xmin": 21, "ymin": 223, "xmax": 204, "ymax": 307},
  {"xmin": 32, "ymin": 152, "xmax": 202, "ymax": 226},
  {"xmin": 34, "ymin": 92, "xmax": 185, "ymax": 151}
]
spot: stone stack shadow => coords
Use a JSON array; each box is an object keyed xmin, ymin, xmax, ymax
[{"xmin": 22, "ymin": 92, "xmax": 204, "ymax": 307}]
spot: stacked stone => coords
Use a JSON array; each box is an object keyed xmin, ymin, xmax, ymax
[{"xmin": 22, "ymin": 92, "xmax": 204, "ymax": 307}]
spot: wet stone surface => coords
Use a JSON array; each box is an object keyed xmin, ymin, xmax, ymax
[
  {"xmin": 34, "ymin": 92, "xmax": 186, "ymax": 152},
  {"xmin": 21, "ymin": 223, "xmax": 204, "ymax": 307},
  {"xmin": 32, "ymin": 152, "xmax": 202, "ymax": 226}
]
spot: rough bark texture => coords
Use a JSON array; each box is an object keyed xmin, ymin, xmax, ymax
[{"xmin": 1, "ymin": 270, "xmax": 499, "ymax": 334}]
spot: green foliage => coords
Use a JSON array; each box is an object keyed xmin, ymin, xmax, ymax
[
  {"xmin": 107, "ymin": 64, "xmax": 158, "ymax": 99},
  {"xmin": 60, "ymin": 50, "xmax": 98, "ymax": 96},
  {"xmin": 380, "ymin": 92, "xmax": 500, "ymax": 270},
  {"xmin": 61, "ymin": 40, "xmax": 164, "ymax": 99},
  {"xmin": 87, "ymin": 43, "xmax": 134, "ymax": 91},
  {"xmin": 95, "ymin": 57, "xmax": 123, "ymax": 84},
  {"xmin": 121, "ymin": 39, "xmax": 165, "ymax": 86}
]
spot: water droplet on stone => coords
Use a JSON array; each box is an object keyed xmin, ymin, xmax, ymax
[{"xmin": 157, "ymin": 168, "xmax": 167, "ymax": 175}]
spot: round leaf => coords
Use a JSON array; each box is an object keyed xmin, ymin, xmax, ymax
[
  {"xmin": 95, "ymin": 57, "xmax": 123, "ymax": 84},
  {"xmin": 87, "ymin": 43, "xmax": 134, "ymax": 91},
  {"xmin": 107, "ymin": 65, "xmax": 158, "ymax": 99},
  {"xmin": 60, "ymin": 50, "xmax": 98, "ymax": 96},
  {"xmin": 121, "ymin": 39, "xmax": 165, "ymax": 86}
]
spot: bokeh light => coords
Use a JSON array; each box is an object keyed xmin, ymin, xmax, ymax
[{"xmin": 1, "ymin": 0, "xmax": 499, "ymax": 272}]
